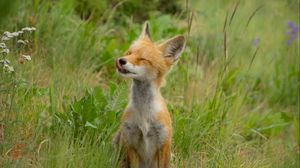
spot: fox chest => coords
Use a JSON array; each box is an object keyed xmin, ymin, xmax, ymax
[{"xmin": 122, "ymin": 121, "xmax": 168, "ymax": 155}]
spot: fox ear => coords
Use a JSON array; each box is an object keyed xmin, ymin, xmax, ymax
[
  {"xmin": 139, "ymin": 21, "xmax": 151, "ymax": 41},
  {"xmin": 159, "ymin": 35, "xmax": 185, "ymax": 63}
]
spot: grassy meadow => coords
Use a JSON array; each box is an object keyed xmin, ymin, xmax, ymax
[{"xmin": 0, "ymin": 0, "xmax": 299, "ymax": 167}]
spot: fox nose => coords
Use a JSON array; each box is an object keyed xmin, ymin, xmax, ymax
[{"xmin": 118, "ymin": 58, "xmax": 127, "ymax": 65}]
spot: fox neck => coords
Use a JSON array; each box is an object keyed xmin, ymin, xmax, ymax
[{"xmin": 130, "ymin": 79, "xmax": 163, "ymax": 119}]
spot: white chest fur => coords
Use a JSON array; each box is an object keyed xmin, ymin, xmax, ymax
[
  {"xmin": 129, "ymin": 80, "xmax": 163, "ymax": 133},
  {"xmin": 122, "ymin": 80, "xmax": 168, "ymax": 162}
]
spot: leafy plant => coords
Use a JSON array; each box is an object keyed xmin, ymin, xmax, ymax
[{"xmin": 54, "ymin": 84, "xmax": 127, "ymax": 138}]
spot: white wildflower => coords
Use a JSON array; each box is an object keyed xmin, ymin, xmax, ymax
[
  {"xmin": 0, "ymin": 59, "xmax": 10, "ymax": 64},
  {"xmin": 1, "ymin": 36, "xmax": 10, "ymax": 41},
  {"xmin": 8, "ymin": 66, "xmax": 14, "ymax": 72},
  {"xmin": 22, "ymin": 27, "xmax": 31, "ymax": 31},
  {"xmin": 3, "ymin": 31, "xmax": 9, "ymax": 35},
  {"xmin": 17, "ymin": 40, "xmax": 26, "ymax": 45},
  {"xmin": 0, "ymin": 43, "xmax": 6, "ymax": 48},
  {"xmin": 11, "ymin": 32, "xmax": 19, "ymax": 37},
  {"xmin": 18, "ymin": 30, "xmax": 24, "ymax": 34},
  {"xmin": 3, "ymin": 64, "xmax": 14, "ymax": 72},
  {"xmin": 3, "ymin": 31, "xmax": 12, "ymax": 37},
  {"xmin": 24, "ymin": 40, "xmax": 29, "ymax": 43},
  {"xmin": 22, "ymin": 55, "xmax": 31, "ymax": 61},
  {"xmin": 1, "ymin": 48, "xmax": 9, "ymax": 54},
  {"xmin": 6, "ymin": 33, "xmax": 13, "ymax": 38},
  {"xmin": 2, "ymin": 31, "xmax": 13, "ymax": 41},
  {"xmin": 22, "ymin": 27, "xmax": 36, "ymax": 32},
  {"xmin": 3, "ymin": 59, "xmax": 10, "ymax": 64}
]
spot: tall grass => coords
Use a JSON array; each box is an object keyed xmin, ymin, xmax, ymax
[{"xmin": 0, "ymin": 0, "xmax": 299, "ymax": 167}]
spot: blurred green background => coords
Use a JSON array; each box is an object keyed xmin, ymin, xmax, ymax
[{"xmin": 0, "ymin": 0, "xmax": 299, "ymax": 167}]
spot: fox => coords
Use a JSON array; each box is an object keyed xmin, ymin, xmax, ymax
[{"xmin": 113, "ymin": 21, "xmax": 185, "ymax": 168}]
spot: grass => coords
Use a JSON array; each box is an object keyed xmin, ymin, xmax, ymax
[{"xmin": 0, "ymin": 0, "xmax": 299, "ymax": 167}]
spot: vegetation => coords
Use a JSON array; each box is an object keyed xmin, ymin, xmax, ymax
[{"xmin": 0, "ymin": 0, "xmax": 299, "ymax": 167}]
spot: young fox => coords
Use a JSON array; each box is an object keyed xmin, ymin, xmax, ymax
[{"xmin": 114, "ymin": 21, "xmax": 185, "ymax": 168}]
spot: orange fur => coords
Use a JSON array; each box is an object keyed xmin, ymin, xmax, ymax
[{"xmin": 114, "ymin": 22, "xmax": 185, "ymax": 168}]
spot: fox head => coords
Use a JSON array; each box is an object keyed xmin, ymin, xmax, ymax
[{"xmin": 116, "ymin": 21, "xmax": 185, "ymax": 86}]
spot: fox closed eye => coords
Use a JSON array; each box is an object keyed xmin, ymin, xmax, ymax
[
  {"xmin": 138, "ymin": 58, "xmax": 151, "ymax": 64},
  {"xmin": 139, "ymin": 58, "xmax": 147, "ymax": 61}
]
